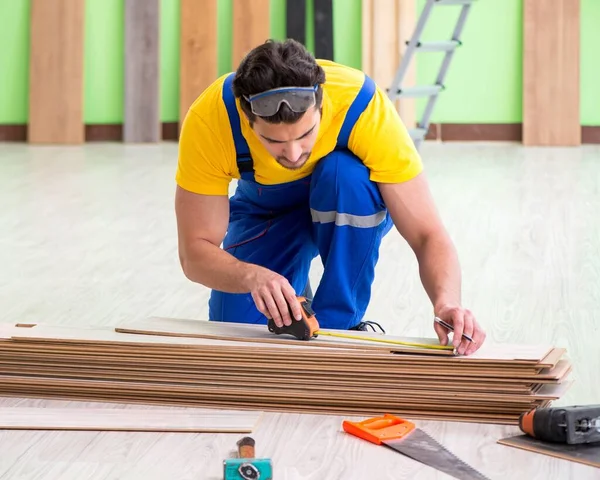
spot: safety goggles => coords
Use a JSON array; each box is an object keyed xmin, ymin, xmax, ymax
[{"xmin": 244, "ymin": 85, "xmax": 318, "ymax": 117}]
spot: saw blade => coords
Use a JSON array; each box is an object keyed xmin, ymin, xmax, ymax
[{"xmin": 384, "ymin": 428, "xmax": 491, "ymax": 480}]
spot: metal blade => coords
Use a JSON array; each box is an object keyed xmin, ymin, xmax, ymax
[{"xmin": 384, "ymin": 428, "xmax": 491, "ymax": 480}]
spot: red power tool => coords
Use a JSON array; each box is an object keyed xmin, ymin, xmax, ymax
[{"xmin": 519, "ymin": 404, "xmax": 600, "ymax": 444}]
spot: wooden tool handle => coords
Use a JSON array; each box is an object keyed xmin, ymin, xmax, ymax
[{"xmin": 237, "ymin": 436, "xmax": 255, "ymax": 458}]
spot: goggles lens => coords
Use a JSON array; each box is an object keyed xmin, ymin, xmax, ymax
[{"xmin": 245, "ymin": 85, "xmax": 318, "ymax": 117}]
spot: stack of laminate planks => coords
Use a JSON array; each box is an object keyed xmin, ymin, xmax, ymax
[{"xmin": 0, "ymin": 319, "xmax": 572, "ymax": 425}]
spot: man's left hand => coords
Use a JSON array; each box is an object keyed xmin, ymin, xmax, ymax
[{"xmin": 433, "ymin": 304, "xmax": 486, "ymax": 356}]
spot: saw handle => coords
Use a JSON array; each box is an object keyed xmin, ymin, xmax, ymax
[
  {"xmin": 267, "ymin": 296, "xmax": 319, "ymax": 341},
  {"xmin": 343, "ymin": 414, "xmax": 416, "ymax": 445}
]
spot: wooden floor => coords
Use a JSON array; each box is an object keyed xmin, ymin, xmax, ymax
[{"xmin": 1, "ymin": 141, "xmax": 598, "ymax": 479}]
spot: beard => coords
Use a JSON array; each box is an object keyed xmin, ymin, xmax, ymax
[{"xmin": 276, "ymin": 152, "xmax": 311, "ymax": 170}]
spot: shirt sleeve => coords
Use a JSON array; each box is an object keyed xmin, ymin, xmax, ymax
[
  {"xmin": 347, "ymin": 83, "xmax": 424, "ymax": 184},
  {"xmin": 175, "ymin": 108, "xmax": 234, "ymax": 196}
]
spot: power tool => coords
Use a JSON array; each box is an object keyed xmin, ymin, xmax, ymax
[
  {"xmin": 519, "ymin": 404, "xmax": 600, "ymax": 444},
  {"xmin": 223, "ymin": 436, "xmax": 273, "ymax": 480}
]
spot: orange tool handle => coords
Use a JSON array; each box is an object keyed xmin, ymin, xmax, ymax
[{"xmin": 342, "ymin": 414, "xmax": 416, "ymax": 445}]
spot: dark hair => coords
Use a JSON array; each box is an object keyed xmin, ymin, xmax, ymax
[{"xmin": 232, "ymin": 39, "xmax": 326, "ymax": 125}]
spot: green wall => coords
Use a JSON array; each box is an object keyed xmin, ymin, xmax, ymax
[{"xmin": 1, "ymin": 0, "xmax": 598, "ymax": 126}]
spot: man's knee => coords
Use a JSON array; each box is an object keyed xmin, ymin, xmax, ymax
[{"xmin": 310, "ymin": 149, "xmax": 387, "ymax": 218}]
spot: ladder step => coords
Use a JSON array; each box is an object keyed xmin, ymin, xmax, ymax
[
  {"xmin": 409, "ymin": 128, "xmax": 428, "ymax": 141},
  {"xmin": 395, "ymin": 85, "xmax": 443, "ymax": 98},
  {"xmin": 413, "ymin": 40, "xmax": 461, "ymax": 52},
  {"xmin": 435, "ymin": 0, "xmax": 475, "ymax": 5}
]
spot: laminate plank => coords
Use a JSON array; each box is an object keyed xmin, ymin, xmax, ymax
[
  {"xmin": 180, "ymin": 0, "xmax": 218, "ymax": 122},
  {"xmin": 28, "ymin": 0, "xmax": 85, "ymax": 144},
  {"xmin": 0, "ymin": 407, "xmax": 261, "ymax": 432},
  {"xmin": 0, "ymin": 366, "xmax": 567, "ymax": 403},
  {"xmin": 523, "ymin": 0, "xmax": 580, "ymax": 145},
  {"xmin": 232, "ymin": 0, "xmax": 271, "ymax": 68},
  {"xmin": 0, "ymin": 364, "xmax": 533, "ymax": 392},
  {"xmin": 114, "ymin": 317, "xmax": 555, "ymax": 361},
  {"xmin": 9, "ymin": 319, "xmax": 455, "ymax": 355},
  {"xmin": 498, "ymin": 434, "xmax": 600, "ymax": 469},
  {"xmin": 124, "ymin": 0, "xmax": 160, "ymax": 143}
]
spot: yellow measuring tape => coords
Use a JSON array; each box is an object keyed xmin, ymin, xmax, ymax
[{"xmin": 314, "ymin": 330, "xmax": 455, "ymax": 351}]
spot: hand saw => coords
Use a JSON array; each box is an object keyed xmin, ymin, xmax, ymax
[
  {"xmin": 343, "ymin": 414, "xmax": 491, "ymax": 480},
  {"xmin": 267, "ymin": 296, "xmax": 455, "ymax": 352}
]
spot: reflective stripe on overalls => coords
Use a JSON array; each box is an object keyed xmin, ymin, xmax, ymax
[{"xmin": 208, "ymin": 72, "xmax": 393, "ymax": 330}]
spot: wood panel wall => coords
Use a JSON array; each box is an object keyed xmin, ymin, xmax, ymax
[
  {"xmin": 362, "ymin": 0, "xmax": 416, "ymax": 129},
  {"xmin": 124, "ymin": 0, "xmax": 161, "ymax": 143},
  {"xmin": 314, "ymin": 0, "xmax": 334, "ymax": 60},
  {"xmin": 286, "ymin": 0, "xmax": 306, "ymax": 45},
  {"xmin": 179, "ymin": 0, "xmax": 218, "ymax": 123},
  {"xmin": 523, "ymin": 0, "xmax": 580, "ymax": 146},
  {"xmin": 232, "ymin": 0, "xmax": 271, "ymax": 69},
  {"xmin": 28, "ymin": 0, "xmax": 85, "ymax": 144},
  {"xmin": 21, "ymin": 1, "xmax": 587, "ymax": 146}
]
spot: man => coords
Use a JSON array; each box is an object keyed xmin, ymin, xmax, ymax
[{"xmin": 175, "ymin": 39, "xmax": 486, "ymax": 356}]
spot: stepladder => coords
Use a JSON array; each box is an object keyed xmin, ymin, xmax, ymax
[{"xmin": 387, "ymin": 0, "xmax": 476, "ymax": 149}]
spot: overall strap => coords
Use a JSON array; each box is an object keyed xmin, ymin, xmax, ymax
[
  {"xmin": 336, "ymin": 74, "xmax": 376, "ymax": 150},
  {"xmin": 222, "ymin": 73, "xmax": 255, "ymax": 181}
]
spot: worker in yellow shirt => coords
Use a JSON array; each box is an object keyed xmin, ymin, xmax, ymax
[{"xmin": 175, "ymin": 39, "xmax": 486, "ymax": 356}]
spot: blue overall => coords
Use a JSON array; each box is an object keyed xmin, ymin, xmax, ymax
[{"xmin": 208, "ymin": 73, "xmax": 394, "ymax": 330}]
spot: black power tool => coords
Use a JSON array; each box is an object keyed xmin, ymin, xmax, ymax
[{"xmin": 519, "ymin": 404, "xmax": 600, "ymax": 445}]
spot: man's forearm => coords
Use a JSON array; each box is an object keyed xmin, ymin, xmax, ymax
[
  {"xmin": 179, "ymin": 239, "xmax": 259, "ymax": 293},
  {"xmin": 414, "ymin": 233, "xmax": 462, "ymax": 312}
]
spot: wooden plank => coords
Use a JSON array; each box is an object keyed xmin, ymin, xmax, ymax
[
  {"xmin": 498, "ymin": 435, "xmax": 600, "ymax": 469},
  {"xmin": 1, "ymin": 322, "xmax": 561, "ymax": 365},
  {"xmin": 361, "ymin": 0, "xmax": 374, "ymax": 77},
  {"xmin": 314, "ymin": 0, "xmax": 334, "ymax": 60},
  {"xmin": 538, "ymin": 347, "xmax": 567, "ymax": 369},
  {"xmin": 114, "ymin": 317, "xmax": 554, "ymax": 362},
  {"xmin": 232, "ymin": 0, "xmax": 271, "ymax": 68},
  {"xmin": 286, "ymin": 0, "xmax": 306, "ymax": 45},
  {"xmin": 0, "ymin": 377, "xmax": 541, "ymax": 412},
  {"xmin": 28, "ymin": 0, "xmax": 85, "ymax": 144},
  {"xmin": 124, "ymin": 0, "xmax": 160, "ymax": 143},
  {"xmin": 396, "ymin": 0, "xmax": 417, "ymax": 128},
  {"xmin": 0, "ymin": 363, "xmax": 533, "ymax": 393},
  {"xmin": 0, "ymin": 365, "xmax": 570, "ymax": 403},
  {"xmin": 113, "ymin": 319, "xmax": 454, "ymax": 355},
  {"xmin": 0, "ymin": 391, "xmax": 525, "ymax": 425},
  {"xmin": 523, "ymin": 0, "xmax": 580, "ymax": 146},
  {"xmin": 179, "ymin": 0, "xmax": 218, "ymax": 122},
  {"xmin": 370, "ymin": 0, "xmax": 397, "ymax": 91},
  {"xmin": 362, "ymin": 0, "xmax": 416, "ymax": 127},
  {"xmin": 0, "ymin": 407, "xmax": 261, "ymax": 433}
]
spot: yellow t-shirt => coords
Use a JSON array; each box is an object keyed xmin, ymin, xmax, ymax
[{"xmin": 176, "ymin": 59, "xmax": 423, "ymax": 196}]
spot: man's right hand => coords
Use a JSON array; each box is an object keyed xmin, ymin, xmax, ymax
[
  {"xmin": 175, "ymin": 186, "xmax": 303, "ymax": 327},
  {"xmin": 245, "ymin": 266, "xmax": 303, "ymax": 328}
]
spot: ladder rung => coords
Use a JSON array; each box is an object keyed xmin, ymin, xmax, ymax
[
  {"xmin": 413, "ymin": 40, "xmax": 461, "ymax": 52},
  {"xmin": 435, "ymin": 0, "xmax": 474, "ymax": 5},
  {"xmin": 409, "ymin": 128, "xmax": 428, "ymax": 141},
  {"xmin": 394, "ymin": 85, "xmax": 443, "ymax": 98}
]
